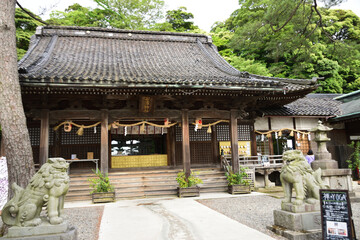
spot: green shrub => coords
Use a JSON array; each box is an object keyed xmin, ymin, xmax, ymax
[
  {"xmin": 176, "ymin": 171, "xmax": 203, "ymax": 188},
  {"xmin": 226, "ymin": 167, "xmax": 249, "ymax": 186},
  {"xmin": 88, "ymin": 170, "xmax": 114, "ymax": 193}
]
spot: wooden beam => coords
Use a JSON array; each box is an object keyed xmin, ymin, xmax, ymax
[
  {"xmin": 182, "ymin": 109, "xmax": 191, "ymax": 178},
  {"xmin": 109, "ymin": 109, "xmax": 181, "ymax": 121},
  {"xmin": 49, "ymin": 110, "xmax": 102, "ymax": 121},
  {"xmin": 101, "ymin": 110, "xmax": 109, "ymax": 173},
  {"xmin": 39, "ymin": 109, "xmax": 49, "ymax": 166},
  {"xmin": 230, "ymin": 110, "xmax": 239, "ymax": 173},
  {"xmin": 189, "ymin": 109, "xmax": 230, "ymax": 119}
]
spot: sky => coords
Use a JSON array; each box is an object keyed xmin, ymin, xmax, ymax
[{"xmin": 22, "ymin": 0, "xmax": 360, "ymax": 32}]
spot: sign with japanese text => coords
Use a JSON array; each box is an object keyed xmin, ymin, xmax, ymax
[{"xmin": 320, "ymin": 189, "xmax": 356, "ymax": 240}]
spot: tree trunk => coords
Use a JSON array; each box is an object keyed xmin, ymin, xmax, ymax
[{"xmin": 0, "ymin": 0, "xmax": 35, "ymax": 197}]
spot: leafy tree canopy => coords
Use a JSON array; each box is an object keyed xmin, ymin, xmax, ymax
[
  {"xmin": 211, "ymin": 0, "xmax": 360, "ymax": 93},
  {"xmin": 165, "ymin": 7, "xmax": 198, "ymax": 32},
  {"xmin": 15, "ymin": 8, "xmax": 42, "ymax": 60}
]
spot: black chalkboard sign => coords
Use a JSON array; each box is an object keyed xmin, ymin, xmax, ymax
[{"xmin": 320, "ymin": 189, "xmax": 357, "ymax": 240}]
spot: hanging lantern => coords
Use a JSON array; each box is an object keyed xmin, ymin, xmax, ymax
[
  {"xmin": 164, "ymin": 118, "xmax": 170, "ymax": 127},
  {"xmin": 64, "ymin": 122, "xmax": 72, "ymax": 132},
  {"xmin": 207, "ymin": 126, "xmax": 212, "ymax": 134},
  {"xmin": 195, "ymin": 118, "xmax": 202, "ymax": 129}
]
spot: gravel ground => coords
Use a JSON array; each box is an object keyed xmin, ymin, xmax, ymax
[
  {"xmin": 64, "ymin": 206, "xmax": 104, "ymax": 240},
  {"xmin": 198, "ymin": 194, "xmax": 360, "ymax": 239}
]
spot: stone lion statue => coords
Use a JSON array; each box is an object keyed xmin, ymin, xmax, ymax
[
  {"xmin": 280, "ymin": 150, "xmax": 328, "ymax": 205},
  {"xmin": 1, "ymin": 158, "xmax": 70, "ymax": 227}
]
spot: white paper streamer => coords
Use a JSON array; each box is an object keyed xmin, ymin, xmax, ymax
[
  {"xmin": 308, "ymin": 134, "xmax": 311, "ymax": 141},
  {"xmin": 275, "ymin": 132, "xmax": 278, "ymax": 139},
  {"xmin": 124, "ymin": 126, "xmax": 127, "ymax": 136},
  {"xmin": 94, "ymin": 126, "xmax": 97, "ymax": 134}
]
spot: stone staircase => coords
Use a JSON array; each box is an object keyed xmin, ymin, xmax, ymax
[{"xmin": 66, "ymin": 168, "xmax": 228, "ymax": 202}]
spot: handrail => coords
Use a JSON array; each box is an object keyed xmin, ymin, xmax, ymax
[{"xmin": 222, "ymin": 154, "xmax": 284, "ymax": 169}]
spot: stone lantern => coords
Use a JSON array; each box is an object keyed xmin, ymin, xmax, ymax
[
  {"xmin": 310, "ymin": 120, "xmax": 338, "ymax": 170},
  {"xmin": 310, "ymin": 121, "xmax": 354, "ymax": 195}
]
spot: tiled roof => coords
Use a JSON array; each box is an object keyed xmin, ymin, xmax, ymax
[
  {"xmin": 260, "ymin": 94, "xmax": 342, "ymax": 116},
  {"xmin": 18, "ymin": 26, "xmax": 317, "ymax": 93}
]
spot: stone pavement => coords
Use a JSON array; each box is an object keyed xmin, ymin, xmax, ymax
[{"xmin": 65, "ymin": 192, "xmax": 275, "ymax": 240}]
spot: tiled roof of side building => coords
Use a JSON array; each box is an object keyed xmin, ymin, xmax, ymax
[
  {"xmin": 18, "ymin": 26, "xmax": 317, "ymax": 93},
  {"xmin": 260, "ymin": 94, "xmax": 342, "ymax": 116}
]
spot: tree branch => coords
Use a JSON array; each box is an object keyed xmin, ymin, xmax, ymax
[
  {"xmin": 16, "ymin": 1, "xmax": 48, "ymax": 25},
  {"xmin": 268, "ymin": 0, "xmax": 304, "ymax": 32}
]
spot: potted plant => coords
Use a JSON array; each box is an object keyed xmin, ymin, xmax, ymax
[
  {"xmin": 89, "ymin": 170, "xmax": 115, "ymax": 203},
  {"xmin": 346, "ymin": 141, "xmax": 360, "ymax": 184},
  {"xmin": 176, "ymin": 170, "xmax": 203, "ymax": 198},
  {"xmin": 226, "ymin": 166, "xmax": 251, "ymax": 194}
]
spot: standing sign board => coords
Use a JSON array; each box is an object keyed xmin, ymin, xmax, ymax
[{"xmin": 320, "ymin": 189, "xmax": 357, "ymax": 240}]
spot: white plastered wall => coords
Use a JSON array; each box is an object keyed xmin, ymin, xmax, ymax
[
  {"xmin": 270, "ymin": 117, "xmax": 293, "ymax": 129},
  {"xmin": 295, "ymin": 118, "xmax": 319, "ymax": 130},
  {"xmin": 254, "ymin": 117, "xmax": 269, "ymax": 130}
]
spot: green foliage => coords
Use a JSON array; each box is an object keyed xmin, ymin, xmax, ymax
[
  {"xmin": 225, "ymin": 167, "xmax": 250, "ymax": 186},
  {"xmin": 15, "ymin": 8, "xmax": 42, "ymax": 60},
  {"xmin": 88, "ymin": 170, "xmax": 114, "ymax": 193},
  {"xmin": 48, "ymin": 4, "xmax": 110, "ymax": 27},
  {"xmin": 346, "ymin": 141, "xmax": 360, "ymax": 173},
  {"xmin": 210, "ymin": 0, "xmax": 360, "ymax": 93},
  {"xmin": 94, "ymin": 0, "xmax": 165, "ymax": 29},
  {"xmin": 165, "ymin": 7, "xmax": 198, "ymax": 32},
  {"xmin": 176, "ymin": 171, "xmax": 203, "ymax": 188}
]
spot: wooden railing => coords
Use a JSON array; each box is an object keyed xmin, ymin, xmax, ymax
[{"xmin": 222, "ymin": 154, "xmax": 283, "ymax": 169}]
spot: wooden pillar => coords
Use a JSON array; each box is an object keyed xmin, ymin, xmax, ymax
[
  {"xmin": 168, "ymin": 126, "xmax": 176, "ymax": 166},
  {"xmin": 182, "ymin": 110, "xmax": 191, "ymax": 178},
  {"xmin": 230, "ymin": 110, "xmax": 239, "ymax": 173},
  {"xmin": 250, "ymin": 124, "xmax": 257, "ymax": 156},
  {"xmin": 211, "ymin": 125, "xmax": 219, "ymax": 164},
  {"xmin": 101, "ymin": 110, "xmax": 109, "ymax": 173},
  {"xmin": 39, "ymin": 109, "xmax": 49, "ymax": 166}
]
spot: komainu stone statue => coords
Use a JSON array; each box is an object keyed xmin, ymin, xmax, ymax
[
  {"xmin": 280, "ymin": 150, "xmax": 328, "ymax": 205},
  {"xmin": 1, "ymin": 158, "xmax": 70, "ymax": 227}
]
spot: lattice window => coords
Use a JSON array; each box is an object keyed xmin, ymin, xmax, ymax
[
  {"xmin": 216, "ymin": 125, "xmax": 230, "ymax": 141},
  {"xmin": 190, "ymin": 142, "xmax": 213, "ymax": 164},
  {"xmin": 216, "ymin": 124, "xmax": 251, "ymax": 141},
  {"xmin": 61, "ymin": 126, "xmax": 100, "ymax": 145},
  {"xmin": 238, "ymin": 125, "xmax": 251, "ymax": 141},
  {"xmin": 295, "ymin": 133, "xmax": 310, "ymax": 155},
  {"xmin": 175, "ymin": 126, "xmax": 182, "ymax": 142},
  {"xmin": 29, "ymin": 127, "xmax": 40, "ymax": 146},
  {"xmin": 189, "ymin": 125, "xmax": 211, "ymax": 141}
]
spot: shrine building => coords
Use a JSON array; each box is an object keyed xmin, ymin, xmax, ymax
[{"xmin": 18, "ymin": 26, "xmax": 319, "ymax": 178}]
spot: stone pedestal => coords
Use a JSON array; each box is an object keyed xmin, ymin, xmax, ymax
[
  {"xmin": 311, "ymin": 159, "xmax": 338, "ymax": 171},
  {"xmin": 274, "ymin": 209, "xmax": 321, "ymax": 232},
  {"xmin": 2, "ymin": 221, "xmax": 77, "ymax": 240},
  {"xmin": 268, "ymin": 203, "xmax": 322, "ymax": 239}
]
